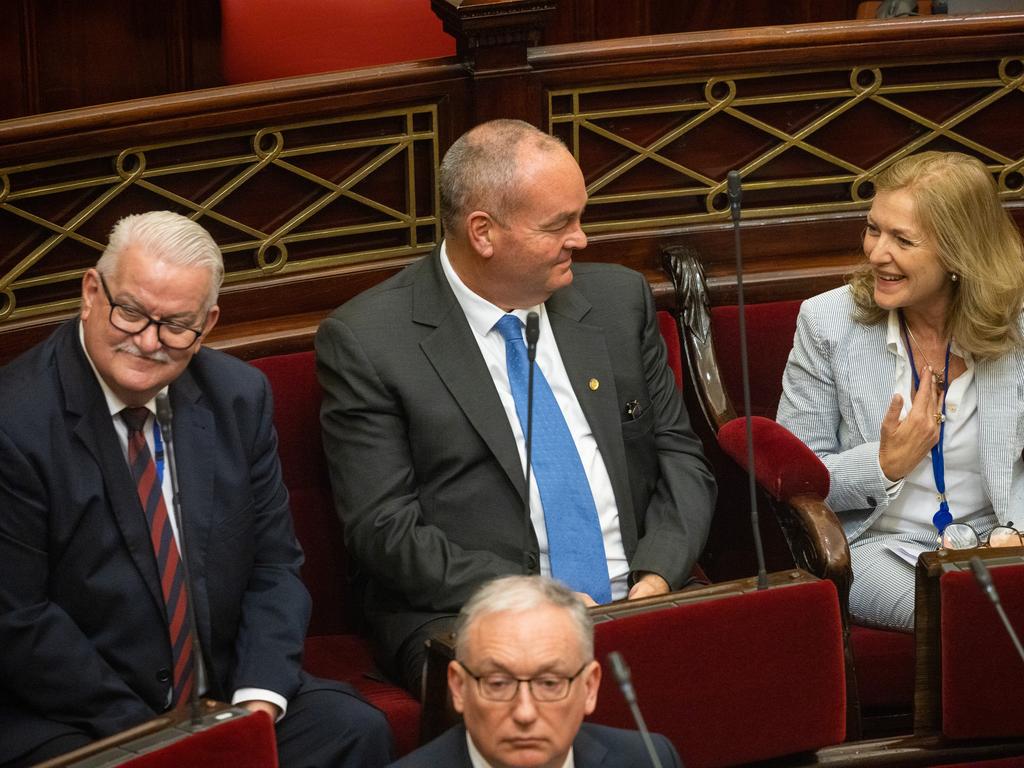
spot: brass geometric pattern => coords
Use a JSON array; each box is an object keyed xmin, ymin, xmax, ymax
[
  {"xmin": 0, "ymin": 106, "xmax": 440, "ymax": 323},
  {"xmin": 550, "ymin": 56, "xmax": 1024, "ymax": 233}
]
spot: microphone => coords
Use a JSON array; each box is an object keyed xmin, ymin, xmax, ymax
[
  {"xmin": 969, "ymin": 556, "xmax": 1024, "ymax": 665},
  {"xmin": 608, "ymin": 652, "xmax": 664, "ymax": 768},
  {"xmin": 522, "ymin": 312, "xmax": 540, "ymax": 577},
  {"xmin": 155, "ymin": 393, "xmax": 203, "ymax": 726},
  {"xmin": 727, "ymin": 170, "xmax": 768, "ymax": 590}
]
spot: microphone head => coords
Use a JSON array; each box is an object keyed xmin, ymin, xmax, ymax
[
  {"xmin": 724, "ymin": 169, "xmax": 741, "ymax": 215},
  {"xmin": 155, "ymin": 393, "xmax": 174, "ymax": 431},
  {"xmin": 970, "ymin": 555, "xmax": 994, "ymax": 590},
  {"xmin": 526, "ymin": 311, "xmax": 540, "ymax": 346},
  {"xmin": 607, "ymin": 651, "xmax": 631, "ymax": 685}
]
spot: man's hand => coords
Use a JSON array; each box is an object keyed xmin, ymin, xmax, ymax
[
  {"xmin": 573, "ymin": 591, "xmax": 598, "ymax": 607},
  {"xmin": 879, "ymin": 368, "xmax": 941, "ymax": 481},
  {"xmin": 240, "ymin": 699, "xmax": 282, "ymax": 722},
  {"xmin": 628, "ymin": 572, "xmax": 670, "ymax": 600}
]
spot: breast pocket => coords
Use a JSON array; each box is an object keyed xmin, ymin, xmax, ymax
[{"xmin": 620, "ymin": 403, "xmax": 654, "ymax": 442}]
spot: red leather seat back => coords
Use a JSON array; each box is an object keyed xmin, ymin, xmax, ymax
[
  {"xmin": 710, "ymin": 300, "xmax": 801, "ymax": 418},
  {"xmin": 250, "ymin": 350, "xmax": 356, "ymax": 636},
  {"xmin": 590, "ymin": 579, "xmax": 846, "ymax": 767},
  {"xmin": 221, "ymin": 0, "xmax": 456, "ymax": 84}
]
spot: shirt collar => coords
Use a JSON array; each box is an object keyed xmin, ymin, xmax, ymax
[
  {"xmin": 439, "ymin": 240, "xmax": 544, "ymax": 337},
  {"xmin": 465, "ymin": 730, "xmax": 573, "ymax": 768}
]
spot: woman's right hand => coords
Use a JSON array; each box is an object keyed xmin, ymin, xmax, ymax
[{"xmin": 878, "ymin": 367, "xmax": 942, "ymax": 481}]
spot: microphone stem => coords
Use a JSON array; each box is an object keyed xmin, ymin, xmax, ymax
[
  {"xmin": 628, "ymin": 701, "xmax": 664, "ymax": 768},
  {"xmin": 524, "ymin": 362, "xmax": 535, "ymax": 575},
  {"xmin": 731, "ymin": 201, "xmax": 767, "ymax": 590}
]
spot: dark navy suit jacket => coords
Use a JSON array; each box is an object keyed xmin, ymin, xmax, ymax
[
  {"xmin": 387, "ymin": 722, "xmax": 683, "ymax": 767},
  {"xmin": 0, "ymin": 320, "xmax": 311, "ymax": 763}
]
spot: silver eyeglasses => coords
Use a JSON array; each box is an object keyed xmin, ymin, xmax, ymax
[
  {"xmin": 99, "ymin": 273, "xmax": 206, "ymax": 350},
  {"xmin": 940, "ymin": 522, "xmax": 1024, "ymax": 551},
  {"xmin": 456, "ymin": 660, "xmax": 589, "ymax": 702}
]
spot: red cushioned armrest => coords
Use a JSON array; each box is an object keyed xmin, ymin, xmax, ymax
[{"xmin": 717, "ymin": 415, "xmax": 830, "ymax": 501}]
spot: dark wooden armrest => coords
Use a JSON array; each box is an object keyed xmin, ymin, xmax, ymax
[{"xmin": 774, "ymin": 493, "xmax": 852, "ymax": 620}]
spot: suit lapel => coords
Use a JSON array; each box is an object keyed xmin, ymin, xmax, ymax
[
  {"xmin": 848, "ymin": 321, "xmax": 898, "ymax": 443},
  {"xmin": 56, "ymin": 322, "xmax": 165, "ymax": 614},
  {"xmin": 546, "ymin": 286, "xmax": 637, "ymax": 535},
  {"xmin": 415, "ymin": 252, "xmax": 527, "ymax": 500},
  {"xmin": 573, "ymin": 723, "xmax": 611, "ymax": 766}
]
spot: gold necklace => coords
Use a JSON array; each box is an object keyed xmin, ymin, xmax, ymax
[{"xmin": 905, "ymin": 325, "xmax": 947, "ymax": 389}]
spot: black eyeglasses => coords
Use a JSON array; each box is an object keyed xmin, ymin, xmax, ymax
[
  {"xmin": 98, "ymin": 273, "xmax": 206, "ymax": 350},
  {"xmin": 456, "ymin": 660, "xmax": 589, "ymax": 703},
  {"xmin": 940, "ymin": 522, "xmax": 1024, "ymax": 550}
]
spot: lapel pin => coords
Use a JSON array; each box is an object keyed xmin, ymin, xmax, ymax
[{"xmin": 588, "ymin": 378, "xmax": 600, "ymax": 391}]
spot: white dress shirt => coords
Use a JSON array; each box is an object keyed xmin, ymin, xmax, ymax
[
  {"xmin": 870, "ymin": 310, "xmax": 992, "ymax": 535},
  {"xmin": 441, "ymin": 243, "xmax": 630, "ymax": 599},
  {"xmin": 467, "ymin": 731, "xmax": 574, "ymax": 768}
]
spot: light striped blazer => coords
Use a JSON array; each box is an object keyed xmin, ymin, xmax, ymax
[{"xmin": 777, "ymin": 286, "xmax": 1024, "ymax": 543}]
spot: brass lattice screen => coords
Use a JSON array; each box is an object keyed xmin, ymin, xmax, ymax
[
  {"xmin": 550, "ymin": 56, "xmax": 1024, "ymax": 233},
  {"xmin": 0, "ymin": 106, "xmax": 440, "ymax": 324}
]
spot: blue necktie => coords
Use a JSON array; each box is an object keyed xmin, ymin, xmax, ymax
[{"xmin": 495, "ymin": 314, "xmax": 612, "ymax": 603}]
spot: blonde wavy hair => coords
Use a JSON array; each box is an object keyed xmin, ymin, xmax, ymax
[{"xmin": 848, "ymin": 151, "xmax": 1024, "ymax": 359}]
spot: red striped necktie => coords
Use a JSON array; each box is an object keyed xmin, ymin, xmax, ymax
[{"xmin": 121, "ymin": 407, "xmax": 195, "ymax": 707}]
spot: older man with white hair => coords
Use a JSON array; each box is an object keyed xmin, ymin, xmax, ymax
[
  {"xmin": 0, "ymin": 211, "xmax": 391, "ymax": 768},
  {"xmin": 389, "ymin": 575, "xmax": 681, "ymax": 768}
]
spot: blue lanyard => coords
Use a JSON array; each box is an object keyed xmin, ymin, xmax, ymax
[
  {"xmin": 152, "ymin": 419, "xmax": 165, "ymax": 485},
  {"xmin": 900, "ymin": 315, "xmax": 952, "ymax": 534}
]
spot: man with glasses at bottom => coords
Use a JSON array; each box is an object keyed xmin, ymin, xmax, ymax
[
  {"xmin": 388, "ymin": 575, "xmax": 681, "ymax": 768},
  {"xmin": 0, "ymin": 211, "xmax": 391, "ymax": 767}
]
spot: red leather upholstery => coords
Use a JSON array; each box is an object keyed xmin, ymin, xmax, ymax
[
  {"xmin": 657, "ymin": 310, "xmax": 684, "ymax": 391},
  {"xmin": 123, "ymin": 711, "xmax": 277, "ymax": 767},
  {"xmin": 941, "ymin": 563, "xmax": 1024, "ymax": 739},
  {"xmin": 589, "ymin": 578, "xmax": 846, "ymax": 767},
  {"xmin": 708, "ymin": 299, "xmax": 915, "ymax": 727},
  {"xmin": 717, "ymin": 415, "xmax": 830, "ymax": 502},
  {"xmin": 250, "ymin": 351, "xmax": 420, "ymax": 756},
  {"xmin": 710, "ymin": 300, "xmax": 802, "ymax": 418},
  {"xmin": 220, "ymin": 0, "xmax": 456, "ymax": 84}
]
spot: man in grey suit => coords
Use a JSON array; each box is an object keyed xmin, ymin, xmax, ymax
[
  {"xmin": 316, "ymin": 119, "xmax": 715, "ymax": 693},
  {"xmin": 387, "ymin": 575, "xmax": 683, "ymax": 768}
]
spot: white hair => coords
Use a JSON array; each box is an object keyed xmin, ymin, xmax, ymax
[
  {"xmin": 454, "ymin": 575, "xmax": 594, "ymax": 661},
  {"xmin": 97, "ymin": 211, "xmax": 224, "ymax": 310}
]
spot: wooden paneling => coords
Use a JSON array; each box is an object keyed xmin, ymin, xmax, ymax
[
  {"xmin": 0, "ymin": 0, "xmax": 222, "ymax": 120},
  {"xmin": 544, "ymin": 0, "xmax": 863, "ymax": 44},
  {"xmin": 1, "ymin": 10, "xmax": 1023, "ymax": 365}
]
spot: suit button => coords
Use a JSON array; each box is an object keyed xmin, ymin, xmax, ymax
[
  {"xmin": 157, "ymin": 668, "xmax": 171, "ymax": 683},
  {"xmin": 526, "ymin": 554, "xmax": 539, "ymax": 573}
]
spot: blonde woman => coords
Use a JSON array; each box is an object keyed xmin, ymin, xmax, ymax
[{"xmin": 778, "ymin": 151, "xmax": 1024, "ymax": 630}]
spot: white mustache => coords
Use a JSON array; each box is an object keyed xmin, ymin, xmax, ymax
[{"xmin": 115, "ymin": 341, "xmax": 171, "ymax": 364}]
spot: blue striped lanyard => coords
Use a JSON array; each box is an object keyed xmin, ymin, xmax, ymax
[{"xmin": 900, "ymin": 314, "xmax": 952, "ymax": 534}]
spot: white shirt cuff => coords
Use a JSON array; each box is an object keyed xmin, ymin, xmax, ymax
[{"xmin": 232, "ymin": 688, "xmax": 288, "ymax": 722}]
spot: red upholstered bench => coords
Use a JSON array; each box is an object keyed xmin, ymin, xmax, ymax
[
  {"xmin": 589, "ymin": 576, "xmax": 847, "ymax": 767},
  {"xmin": 664, "ymin": 245, "xmax": 916, "ymax": 736},
  {"xmin": 250, "ymin": 351, "xmax": 420, "ymax": 757}
]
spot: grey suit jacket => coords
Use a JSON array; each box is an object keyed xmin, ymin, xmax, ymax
[
  {"xmin": 777, "ymin": 286, "xmax": 1024, "ymax": 542},
  {"xmin": 315, "ymin": 248, "xmax": 715, "ymax": 656},
  {"xmin": 387, "ymin": 722, "xmax": 683, "ymax": 767}
]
